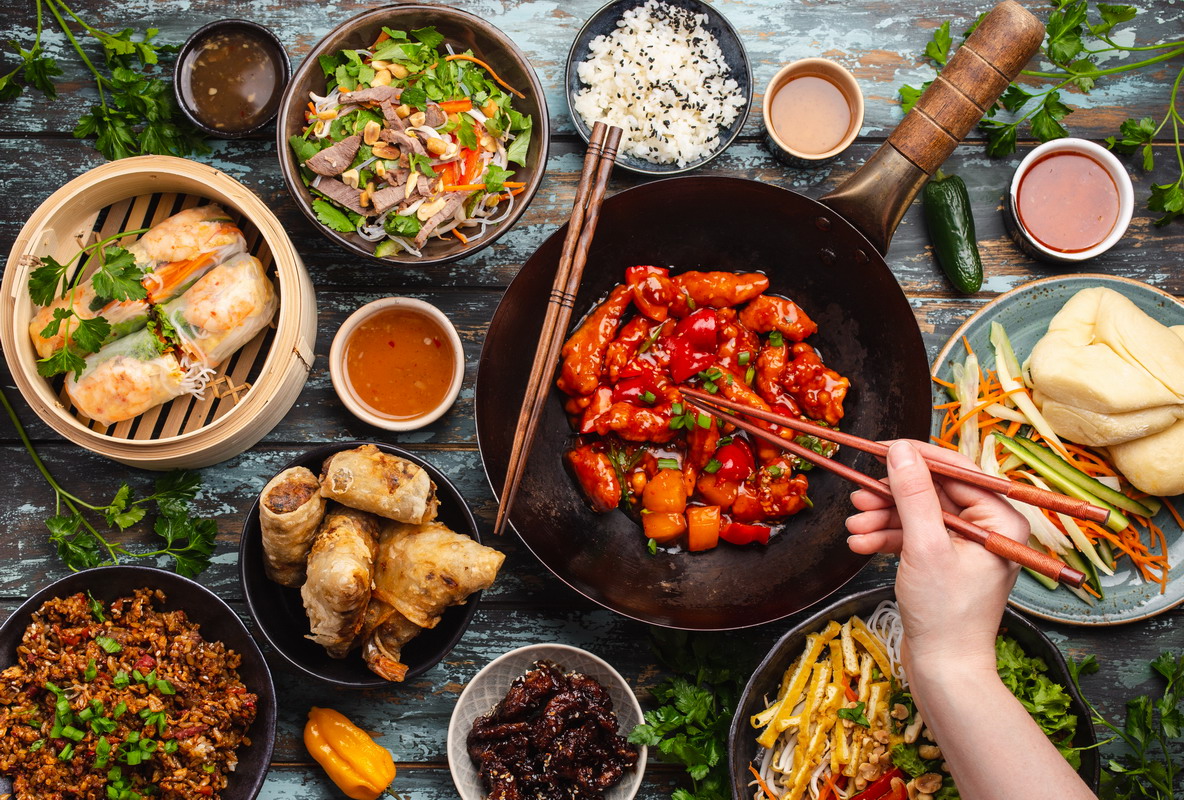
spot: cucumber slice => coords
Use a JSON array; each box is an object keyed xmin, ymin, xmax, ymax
[
  {"xmin": 374, "ymin": 239, "xmax": 401, "ymax": 258},
  {"xmin": 1022, "ymin": 438, "xmax": 1154, "ymax": 518},
  {"xmin": 994, "ymin": 434, "xmax": 1131, "ymax": 533},
  {"xmin": 1061, "ymin": 547, "xmax": 1104, "ymax": 601}
]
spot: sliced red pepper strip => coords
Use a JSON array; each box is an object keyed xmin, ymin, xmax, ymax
[
  {"xmin": 720, "ymin": 521, "xmax": 771, "ymax": 545},
  {"xmin": 849, "ymin": 768, "xmax": 904, "ymax": 800}
]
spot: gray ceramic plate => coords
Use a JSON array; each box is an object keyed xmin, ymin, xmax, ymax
[
  {"xmin": 564, "ymin": 0, "xmax": 752, "ymax": 175},
  {"xmin": 932, "ymin": 275, "xmax": 1184, "ymax": 626}
]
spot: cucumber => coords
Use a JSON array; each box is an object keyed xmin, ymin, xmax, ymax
[
  {"xmin": 1022, "ymin": 438, "xmax": 1155, "ymax": 518},
  {"xmin": 923, "ymin": 170, "xmax": 984, "ymax": 294},
  {"xmin": 374, "ymin": 239, "xmax": 401, "ymax": 258}
]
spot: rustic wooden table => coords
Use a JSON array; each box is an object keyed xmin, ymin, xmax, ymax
[{"xmin": 1, "ymin": 0, "xmax": 1181, "ymax": 797}]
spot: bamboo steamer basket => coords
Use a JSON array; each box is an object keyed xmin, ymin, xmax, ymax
[{"xmin": 1, "ymin": 156, "xmax": 317, "ymax": 470}]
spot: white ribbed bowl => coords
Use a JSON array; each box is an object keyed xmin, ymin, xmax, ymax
[{"xmin": 446, "ymin": 643, "xmax": 647, "ymax": 800}]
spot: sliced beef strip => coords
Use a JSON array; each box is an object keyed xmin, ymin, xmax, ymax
[
  {"xmin": 380, "ymin": 129, "xmax": 427, "ymax": 157},
  {"xmin": 382, "ymin": 166, "xmax": 410, "ymax": 187},
  {"xmin": 370, "ymin": 185, "xmax": 406, "ymax": 215},
  {"xmin": 414, "ymin": 193, "xmax": 467, "ymax": 247},
  {"xmin": 316, "ymin": 177, "xmax": 370, "ymax": 217},
  {"xmin": 380, "ymin": 101, "xmax": 407, "ymax": 130},
  {"xmin": 340, "ymin": 85, "xmax": 402, "ymax": 105},
  {"xmin": 305, "ymin": 134, "xmax": 362, "ymax": 177},
  {"xmin": 423, "ymin": 102, "xmax": 447, "ymax": 128}
]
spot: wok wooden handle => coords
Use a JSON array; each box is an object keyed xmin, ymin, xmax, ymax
[
  {"xmin": 821, "ymin": 1, "xmax": 1045, "ymax": 254},
  {"xmin": 889, "ymin": 1, "xmax": 1045, "ymax": 175}
]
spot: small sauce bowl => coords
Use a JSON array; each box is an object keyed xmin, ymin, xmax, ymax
[
  {"xmin": 174, "ymin": 19, "xmax": 291, "ymax": 138},
  {"xmin": 1005, "ymin": 138, "xmax": 1134, "ymax": 263},
  {"xmin": 762, "ymin": 58, "xmax": 863, "ymax": 167},
  {"xmin": 329, "ymin": 298, "xmax": 465, "ymax": 432}
]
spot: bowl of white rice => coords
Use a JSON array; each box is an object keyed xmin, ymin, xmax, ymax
[{"xmin": 566, "ymin": 0, "xmax": 752, "ymax": 174}]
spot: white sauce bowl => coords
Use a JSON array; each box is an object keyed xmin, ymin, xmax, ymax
[{"xmin": 329, "ymin": 297, "xmax": 464, "ymax": 431}]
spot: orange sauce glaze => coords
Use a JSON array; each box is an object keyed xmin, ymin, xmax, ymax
[
  {"xmin": 1017, "ymin": 151, "xmax": 1119, "ymax": 253},
  {"xmin": 344, "ymin": 307, "xmax": 455, "ymax": 421}
]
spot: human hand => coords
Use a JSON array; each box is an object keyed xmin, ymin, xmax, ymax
[{"xmin": 845, "ymin": 441, "xmax": 1030, "ymax": 677}]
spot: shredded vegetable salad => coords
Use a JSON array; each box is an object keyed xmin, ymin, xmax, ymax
[
  {"xmin": 289, "ymin": 25, "xmax": 533, "ymax": 258},
  {"xmin": 933, "ymin": 324, "xmax": 1174, "ymax": 605}
]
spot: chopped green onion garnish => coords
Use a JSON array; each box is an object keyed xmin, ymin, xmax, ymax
[
  {"xmin": 768, "ymin": 331, "xmax": 784, "ymax": 347},
  {"xmin": 29, "ymin": 739, "xmax": 44, "ymax": 752},
  {"xmin": 112, "ymin": 701, "xmax": 127, "ymax": 719},
  {"xmin": 703, "ymin": 381, "xmax": 718, "ymax": 394},
  {"xmin": 62, "ymin": 725, "xmax": 85, "ymax": 741},
  {"xmin": 95, "ymin": 636, "xmax": 121, "ymax": 654},
  {"xmin": 745, "ymin": 366, "xmax": 755, "ymax": 384},
  {"xmin": 671, "ymin": 402, "xmax": 683, "ymax": 415},
  {"xmin": 697, "ymin": 412, "xmax": 711, "ymax": 429},
  {"xmin": 767, "ymin": 465, "xmax": 783, "ymax": 477},
  {"xmin": 704, "ymin": 458, "xmax": 722, "ymax": 474},
  {"xmin": 58, "ymin": 743, "xmax": 74, "ymax": 761},
  {"xmin": 202, "ymin": 763, "xmax": 215, "ymax": 773},
  {"xmin": 657, "ymin": 458, "xmax": 680, "ymax": 470},
  {"xmin": 113, "ymin": 671, "xmax": 129, "ymax": 689},
  {"xmin": 83, "ymin": 658, "xmax": 97, "ymax": 682},
  {"xmin": 738, "ymin": 351, "xmax": 751, "ymax": 365},
  {"xmin": 641, "ymin": 390, "xmax": 656, "ymax": 405},
  {"xmin": 647, "ymin": 538, "xmax": 658, "ymax": 555},
  {"xmin": 156, "ymin": 680, "xmax": 175, "ymax": 696}
]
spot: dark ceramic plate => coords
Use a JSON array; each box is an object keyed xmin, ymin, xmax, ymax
[
  {"xmin": 276, "ymin": 4, "xmax": 550, "ymax": 266},
  {"xmin": 475, "ymin": 176, "xmax": 931, "ymax": 630},
  {"xmin": 0, "ymin": 566, "xmax": 277, "ymax": 800},
  {"xmin": 728, "ymin": 585, "xmax": 1101, "ymax": 798},
  {"xmin": 565, "ymin": 0, "xmax": 752, "ymax": 175},
  {"xmin": 239, "ymin": 442, "xmax": 483, "ymax": 689}
]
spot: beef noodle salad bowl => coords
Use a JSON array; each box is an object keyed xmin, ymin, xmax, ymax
[{"xmin": 277, "ymin": 5, "xmax": 550, "ymax": 266}]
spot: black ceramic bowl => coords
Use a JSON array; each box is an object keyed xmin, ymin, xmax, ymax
[
  {"xmin": 276, "ymin": 5, "xmax": 550, "ymax": 266},
  {"xmin": 240, "ymin": 442, "xmax": 484, "ymax": 689},
  {"xmin": 727, "ymin": 586, "xmax": 1101, "ymax": 797},
  {"xmin": 565, "ymin": 0, "xmax": 752, "ymax": 175},
  {"xmin": 174, "ymin": 19, "xmax": 291, "ymax": 138},
  {"xmin": 0, "ymin": 565, "xmax": 277, "ymax": 800}
]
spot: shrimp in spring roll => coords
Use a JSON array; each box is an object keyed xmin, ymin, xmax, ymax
[
  {"xmin": 159, "ymin": 252, "xmax": 278, "ymax": 368},
  {"xmin": 28, "ymin": 205, "xmax": 247, "ymax": 358},
  {"xmin": 64, "ymin": 328, "xmax": 195, "ymax": 427}
]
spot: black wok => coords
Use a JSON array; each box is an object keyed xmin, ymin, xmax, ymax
[{"xmin": 475, "ymin": 3, "xmax": 1044, "ymax": 629}]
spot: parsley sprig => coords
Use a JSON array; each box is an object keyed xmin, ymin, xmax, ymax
[
  {"xmin": 899, "ymin": 2, "xmax": 1184, "ymax": 225},
  {"xmin": 28, "ymin": 228, "xmax": 149, "ymax": 379},
  {"xmin": 629, "ymin": 629, "xmax": 751, "ymax": 800},
  {"xmin": 0, "ymin": 388, "xmax": 217, "ymax": 576},
  {"xmin": 1069, "ymin": 651, "xmax": 1183, "ymax": 800},
  {"xmin": 1, "ymin": 0, "xmax": 208, "ymax": 161}
]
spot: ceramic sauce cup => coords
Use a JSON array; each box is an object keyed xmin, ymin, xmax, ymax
[{"xmin": 762, "ymin": 58, "xmax": 863, "ymax": 167}]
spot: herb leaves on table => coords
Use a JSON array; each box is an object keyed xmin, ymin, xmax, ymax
[
  {"xmin": 0, "ymin": 0, "xmax": 208, "ymax": 161},
  {"xmin": 899, "ymin": 1, "xmax": 1184, "ymax": 225}
]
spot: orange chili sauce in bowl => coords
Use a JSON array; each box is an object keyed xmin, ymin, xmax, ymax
[{"xmin": 330, "ymin": 299, "xmax": 464, "ymax": 430}]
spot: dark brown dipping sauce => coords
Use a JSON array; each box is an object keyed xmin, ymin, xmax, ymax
[
  {"xmin": 179, "ymin": 29, "xmax": 284, "ymax": 132},
  {"xmin": 1017, "ymin": 151, "xmax": 1120, "ymax": 253}
]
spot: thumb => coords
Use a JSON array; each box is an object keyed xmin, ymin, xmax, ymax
[{"xmin": 886, "ymin": 441, "xmax": 952, "ymax": 561}]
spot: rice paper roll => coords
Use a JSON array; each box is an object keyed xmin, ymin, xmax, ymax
[
  {"xmin": 372, "ymin": 521, "xmax": 504, "ymax": 629},
  {"xmin": 319, "ymin": 444, "xmax": 439, "ymax": 524},
  {"xmin": 260, "ymin": 467, "xmax": 328, "ymax": 587},
  {"xmin": 65, "ymin": 329, "xmax": 188, "ymax": 426},
  {"xmin": 301, "ymin": 505, "xmax": 381, "ymax": 658},
  {"xmin": 29, "ymin": 286, "xmax": 148, "ymax": 359},
  {"xmin": 160, "ymin": 253, "xmax": 278, "ymax": 368}
]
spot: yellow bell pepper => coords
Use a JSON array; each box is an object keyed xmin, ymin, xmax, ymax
[{"xmin": 305, "ymin": 707, "xmax": 396, "ymax": 800}]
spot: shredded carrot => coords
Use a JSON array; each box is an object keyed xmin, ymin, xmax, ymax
[
  {"xmin": 307, "ymin": 101, "xmax": 315, "ymax": 113},
  {"xmin": 949, "ymin": 387, "xmax": 1028, "ymax": 430},
  {"xmin": 1081, "ymin": 582, "xmax": 1102, "ymax": 599},
  {"xmin": 823, "ymin": 773, "xmax": 843, "ymax": 798},
  {"xmin": 438, "ymin": 98, "xmax": 472, "ymax": 113},
  {"xmin": 931, "ymin": 375, "xmax": 956, "ymax": 390},
  {"xmin": 1005, "ymin": 420, "xmax": 1021, "ymax": 437},
  {"xmin": 929, "ymin": 436, "xmax": 958, "ymax": 451},
  {"xmin": 1165, "ymin": 498, "xmax": 1184, "ymax": 530},
  {"xmin": 452, "ymin": 228, "xmax": 469, "ymax": 244},
  {"xmin": 443, "ymin": 181, "xmax": 527, "ymax": 192},
  {"xmin": 445, "ymin": 54, "xmax": 526, "ymax": 98},
  {"xmin": 934, "ymin": 401, "xmax": 960, "ymax": 410},
  {"xmin": 509, "ymin": 185, "xmax": 527, "ymax": 196},
  {"xmin": 750, "ymin": 765, "xmax": 778, "ymax": 800},
  {"xmin": 373, "ymin": 30, "xmax": 391, "ymax": 46}
]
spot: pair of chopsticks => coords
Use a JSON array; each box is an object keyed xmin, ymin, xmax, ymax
[
  {"xmin": 680, "ymin": 388, "xmax": 1089, "ymax": 588},
  {"xmin": 493, "ymin": 121, "xmax": 623, "ymax": 538}
]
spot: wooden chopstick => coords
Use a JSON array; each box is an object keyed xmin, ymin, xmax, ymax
[
  {"xmin": 679, "ymin": 387, "xmax": 1111, "ymax": 527},
  {"xmin": 493, "ymin": 122, "xmax": 623, "ymax": 537},
  {"xmin": 683, "ymin": 396, "xmax": 1087, "ymax": 588}
]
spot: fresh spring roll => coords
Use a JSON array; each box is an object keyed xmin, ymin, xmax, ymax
[
  {"xmin": 159, "ymin": 252, "xmax": 278, "ymax": 369},
  {"xmin": 260, "ymin": 466, "xmax": 328, "ymax": 587},
  {"xmin": 64, "ymin": 328, "xmax": 189, "ymax": 427},
  {"xmin": 28, "ymin": 205, "xmax": 247, "ymax": 358}
]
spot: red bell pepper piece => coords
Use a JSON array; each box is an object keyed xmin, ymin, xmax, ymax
[
  {"xmin": 612, "ymin": 374, "xmax": 659, "ymax": 405},
  {"xmin": 720, "ymin": 521, "xmax": 771, "ymax": 545},
  {"xmin": 668, "ymin": 308, "xmax": 719, "ymax": 382},
  {"xmin": 849, "ymin": 768, "xmax": 905, "ymax": 800},
  {"xmin": 713, "ymin": 439, "xmax": 754, "ymax": 482}
]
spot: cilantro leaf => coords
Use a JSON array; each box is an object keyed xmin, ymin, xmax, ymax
[
  {"xmin": 411, "ymin": 26, "xmax": 445, "ymax": 49},
  {"xmin": 407, "ymin": 152, "xmax": 438, "ymax": 179},
  {"xmin": 838, "ymin": 701, "xmax": 871, "ymax": 727},
  {"xmin": 1030, "ymin": 92, "xmax": 1071, "ymax": 142},
  {"xmin": 1046, "ymin": 0, "xmax": 1088, "ymax": 64},
  {"xmin": 20, "ymin": 45, "xmax": 62, "ymax": 97},
  {"xmin": 457, "ymin": 113, "xmax": 479, "ymax": 150},
  {"xmin": 150, "ymin": 471, "xmax": 201, "ymax": 508},
  {"xmin": 385, "ymin": 213, "xmax": 421, "ymax": 238},
  {"xmin": 505, "ymin": 123, "xmax": 532, "ymax": 167},
  {"xmin": 401, "ymin": 84, "xmax": 428, "ymax": 110},
  {"xmin": 1149, "ymin": 179, "xmax": 1183, "ymax": 227},
  {"xmin": 1090, "ymin": 3, "xmax": 1137, "ymax": 35},
  {"xmin": 979, "ymin": 117, "xmax": 1018, "ymax": 158},
  {"xmin": 483, "ymin": 164, "xmax": 513, "ymax": 193},
  {"xmin": 90, "ymin": 246, "xmax": 146, "ymax": 302},
  {"xmin": 924, "ymin": 21, "xmax": 952, "ymax": 66},
  {"xmin": 155, "ymin": 509, "xmax": 216, "ymax": 578},
  {"xmin": 36, "ymin": 347, "xmax": 87, "ymax": 380},
  {"xmin": 999, "ymin": 84, "xmax": 1033, "ymax": 114},
  {"xmin": 312, "ymin": 198, "xmax": 356, "ymax": 233},
  {"xmin": 899, "ymin": 81, "xmax": 930, "ymax": 115},
  {"xmin": 71, "ymin": 315, "xmax": 112, "ymax": 354},
  {"xmin": 46, "ymin": 514, "xmax": 104, "ymax": 571},
  {"xmin": 28, "ymin": 257, "xmax": 70, "ymax": 306}
]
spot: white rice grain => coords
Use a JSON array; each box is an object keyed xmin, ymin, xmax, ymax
[{"xmin": 572, "ymin": 0, "xmax": 745, "ymax": 166}]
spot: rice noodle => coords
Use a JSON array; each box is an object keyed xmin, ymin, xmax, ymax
[{"xmin": 179, "ymin": 358, "xmax": 217, "ymax": 400}]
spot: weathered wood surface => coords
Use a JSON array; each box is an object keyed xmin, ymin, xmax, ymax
[{"xmin": 0, "ymin": 0, "xmax": 1182, "ymax": 796}]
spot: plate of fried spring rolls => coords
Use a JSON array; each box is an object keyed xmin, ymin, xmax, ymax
[{"xmin": 240, "ymin": 442, "xmax": 503, "ymax": 688}]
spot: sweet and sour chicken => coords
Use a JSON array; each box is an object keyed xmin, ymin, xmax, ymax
[{"xmin": 557, "ymin": 266, "xmax": 850, "ymax": 551}]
